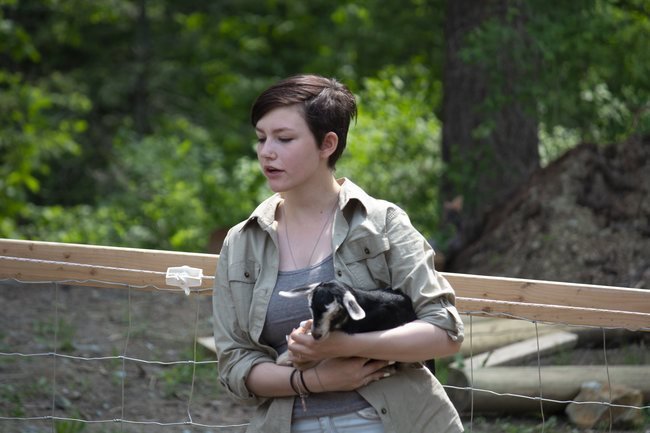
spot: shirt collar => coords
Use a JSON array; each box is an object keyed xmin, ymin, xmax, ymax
[{"xmin": 240, "ymin": 177, "xmax": 373, "ymax": 232}]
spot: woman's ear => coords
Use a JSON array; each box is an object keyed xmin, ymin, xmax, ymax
[{"xmin": 320, "ymin": 132, "xmax": 339, "ymax": 159}]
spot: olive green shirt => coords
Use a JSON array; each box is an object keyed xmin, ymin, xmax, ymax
[{"xmin": 212, "ymin": 178, "xmax": 464, "ymax": 433}]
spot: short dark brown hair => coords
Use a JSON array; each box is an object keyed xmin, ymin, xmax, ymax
[{"xmin": 251, "ymin": 74, "xmax": 357, "ymax": 168}]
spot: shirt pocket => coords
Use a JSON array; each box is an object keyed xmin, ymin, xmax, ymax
[
  {"xmin": 338, "ymin": 234, "xmax": 391, "ymax": 287},
  {"xmin": 227, "ymin": 260, "xmax": 260, "ymax": 331}
]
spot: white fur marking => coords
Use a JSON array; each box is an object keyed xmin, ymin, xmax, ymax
[{"xmin": 313, "ymin": 301, "xmax": 341, "ymax": 338}]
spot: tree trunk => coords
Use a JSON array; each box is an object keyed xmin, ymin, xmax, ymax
[
  {"xmin": 134, "ymin": 0, "xmax": 151, "ymax": 136},
  {"xmin": 441, "ymin": 0, "xmax": 540, "ymax": 268}
]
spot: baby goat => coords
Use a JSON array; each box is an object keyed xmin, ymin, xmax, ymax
[
  {"xmin": 279, "ymin": 281, "xmax": 417, "ymax": 340},
  {"xmin": 275, "ymin": 280, "xmax": 420, "ymax": 369}
]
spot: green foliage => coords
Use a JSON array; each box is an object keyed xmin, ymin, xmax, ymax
[
  {"xmin": 158, "ymin": 345, "xmax": 220, "ymax": 399},
  {"xmin": 54, "ymin": 415, "xmax": 86, "ymax": 433},
  {"xmin": 11, "ymin": 121, "xmax": 265, "ymax": 251},
  {"xmin": 0, "ymin": 384, "xmax": 25, "ymax": 417},
  {"xmin": 0, "ymin": 377, "xmax": 50, "ymax": 418},
  {"xmin": 340, "ymin": 64, "xmax": 443, "ymax": 239},
  {"xmin": 0, "ymin": 71, "xmax": 90, "ymax": 225},
  {"xmin": 456, "ymin": 0, "xmax": 649, "ymax": 168},
  {"xmin": 1, "ymin": 0, "xmax": 648, "ymax": 250},
  {"xmin": 538, "ymin": 124, "xmax": 581, "ymax": 166},
  {"xmin": 468, "ymin": 416, "xmax": 567, "ymax": 433},
  {"xmin": 32, "ymin": 317, "xmax": 76, "ymax": 352}
]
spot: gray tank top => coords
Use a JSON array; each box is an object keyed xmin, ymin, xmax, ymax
[{"xmin": 260, "ymin": 255, "xmax": 371, "ymax": 419}]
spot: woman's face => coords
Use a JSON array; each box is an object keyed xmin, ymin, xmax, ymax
[{"xmin": 255, "ymin": 105, "xmax": 328, "ymax": 193}]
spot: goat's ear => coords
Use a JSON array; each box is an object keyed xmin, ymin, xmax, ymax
[
  {"xmin": 279, "ymin": 283, "xmax": 317, "ymax": 298},
  {"xmin": 342, "ymin": 291, "xmax": 366, "ymax": 320}
]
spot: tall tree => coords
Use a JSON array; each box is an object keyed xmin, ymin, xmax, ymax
[
  {"xmin": 134, "ymin": 0, "xmax": 152, "ymax": 136},
  {"xmin": 3, "ymin": 0, "xmax": 647, "ymax": 252},
  {"xmin": 442, "ymin": 0, "xmax": 540, "ymax": 265}
]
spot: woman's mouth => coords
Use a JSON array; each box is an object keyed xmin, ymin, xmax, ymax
[{"xmin": 264, "ymin": 166, "xmax": 283, "ymax": 177}]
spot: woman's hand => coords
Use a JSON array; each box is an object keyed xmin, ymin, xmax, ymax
[
  {"xmin": 287, "ymin": 320, "xmax": 348, "ymax": 368},
  {"xmin": 307, "ymin": 356, "xmax": 395, "ymax": 392},
  {"xmin": 285, "ymin": 320, "xmax": 314, "ymax": 369},
  {"xmin": 289, "ymin": 319, "xmax": 461, "ymax": 367}
]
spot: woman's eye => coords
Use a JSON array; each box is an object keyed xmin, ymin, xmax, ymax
[{"xmin": 278, "ymin": 137, "xmax": 292, "ymax": 143}]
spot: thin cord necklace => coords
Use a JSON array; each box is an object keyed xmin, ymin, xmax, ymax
[{"xmin": 283, "ymin": 194, "xmax": 339, "ymax": 269}]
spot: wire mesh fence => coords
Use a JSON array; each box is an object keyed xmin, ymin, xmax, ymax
[{"xmin": 1, "ymin": 239, "xmax": 648, "ymax": 432}]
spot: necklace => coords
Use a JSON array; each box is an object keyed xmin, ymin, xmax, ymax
[{"xmin": 283, "ymin": 195, "xmax": 339, "ymax": 269}]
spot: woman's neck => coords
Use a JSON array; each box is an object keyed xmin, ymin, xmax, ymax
[
  {"xmin": 280, "ymin": 176, "xmax": 341, "ymax": 219},
  {"xmin": 277, "ymin": 176, "xmax": 341, "ymax": 271}
]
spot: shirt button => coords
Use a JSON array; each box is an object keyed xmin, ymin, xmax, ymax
[
  {"xmin": 364, "ymin": 247, "xmax": 370, "ymax": 254},
  {"xmin": 381, "ymin": 408, "xmax": 387, "ymax": 414},
  {"xmin": 244, "ymin": 271, "xmax": 250, "ymax": 278},
  {"xmin": 337, "ymin": 270, "xmax": 342, "ymax": 277}
]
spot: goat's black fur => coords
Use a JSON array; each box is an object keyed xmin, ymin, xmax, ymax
[
  {"xmin": 280, "ymin": 281, "xmax": 417, "ymax": 340},
  {"xmin": 278, "ymin": 281, "xmax": 436, "ymax": 374}
]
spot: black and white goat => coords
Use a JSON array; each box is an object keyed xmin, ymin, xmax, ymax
[
  {"xmin": 276, "ymin": 281, "xmax": 424, "ymax": 368},
  {"xmin": 280, "ymin": 281, "xmax": 418, "ymax": 340}
]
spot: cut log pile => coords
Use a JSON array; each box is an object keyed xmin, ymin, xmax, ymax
[{"xmin": 446, "ymin": 317, "xmax": 647, "ymax": 429}]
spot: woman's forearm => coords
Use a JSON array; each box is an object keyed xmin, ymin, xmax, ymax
[
  {"xmin": 246, "ymin": 357, "xmax": 396, "ymax": 397},
  {"xmin": 290, "ymin": 320, "xmax": 461, "ymax": 364},
  {"xmin": 246, "ymin": 362, "xmax": 296, "ymax": 398},
  {"xmin": 343, "ymin": 321, "xmax": 461, "ymax": 362}
]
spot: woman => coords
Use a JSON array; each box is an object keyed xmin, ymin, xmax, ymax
[{"xmin": 212, "ymin": 74, "xmax": 464, "ymax": 433}]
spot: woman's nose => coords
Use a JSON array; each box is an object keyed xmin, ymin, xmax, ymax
[{"xmin": 258, "ymin": 140, "xmax": 276, "ymax": 159}]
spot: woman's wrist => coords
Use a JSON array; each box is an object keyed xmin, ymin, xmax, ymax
[{"xmin": 304, "ymin": 366, "xmax": 327, "ymax": 393}]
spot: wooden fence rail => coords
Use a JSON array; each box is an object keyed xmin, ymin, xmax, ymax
[{"xmin": 1, "ymin": 238, "xmax": 648, "ymax": 330}]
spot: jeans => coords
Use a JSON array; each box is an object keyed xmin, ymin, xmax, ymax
[{"xmin": 291, "ymin": 407, "xmax": 385, "ymax": 433}]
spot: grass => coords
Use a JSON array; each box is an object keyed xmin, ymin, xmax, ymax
[
  {"xmin": 54, "ymin": 413, "xmax": 86, "ymax": 433},
  {"xmin": 435, "ymin": 353, "xmax": 464, "ymax": 384},
  {"xmin": 158, "ymin": 344, "xmax": 221, "ymax": 399},
  {"xmin": 0, "ymin": 376, "xmax": 51, "ymax": 418},
  {"xmin": 0, "ymin": 384, "xmax": 25, "ymax": 418},
  {"xmin": 32, "ymin": 318, "xmax": 76, "ymax": 352},
  {"xmin": 466, "ymin": 415, "xmax": 575, "ymax": 433}
]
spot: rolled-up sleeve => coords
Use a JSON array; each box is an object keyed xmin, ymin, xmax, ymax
[
  {"xmin": 212, "ymin": 235, "xmax": 274, "ymax": 406},
  {"xmin": 385, "ymin": 208, "xmax": 464, "ymax": 343},
  {"xmin": 417, "ymin": 297, "xmax": 465, "ymax": 342}
]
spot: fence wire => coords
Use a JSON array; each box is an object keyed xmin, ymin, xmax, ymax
[{"xmin": 1, "ymin": 256, "xmax": 649, "ymax": 432}]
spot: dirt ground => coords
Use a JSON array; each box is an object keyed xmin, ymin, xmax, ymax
[
  {"xmin": 0, "ymin": 281, "xmax": 252, "ymax": 433},
  {"xmin": 1, "ymin": 138, "xmax": 649, "ymax": 433},
  {"xmin": 2, "ymin": 282, "xmax": 647, "ymax": 433}
]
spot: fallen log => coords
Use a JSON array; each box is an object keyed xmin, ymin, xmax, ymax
[
  {"xmin": 457, "ymin": 317, "xmax": 573, "ymax": 357},
  {"xmin": 446, "ymin": 365, "xmax": 649, "ymax": 415},
  {"xmin": 464, "ymin": 331, "xmax": 578, "ymax": 368}
]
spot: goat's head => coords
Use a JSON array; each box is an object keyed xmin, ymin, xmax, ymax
[{"xmin": 279, "ymin": 281, "xmax": 366, "ymax": 340}]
